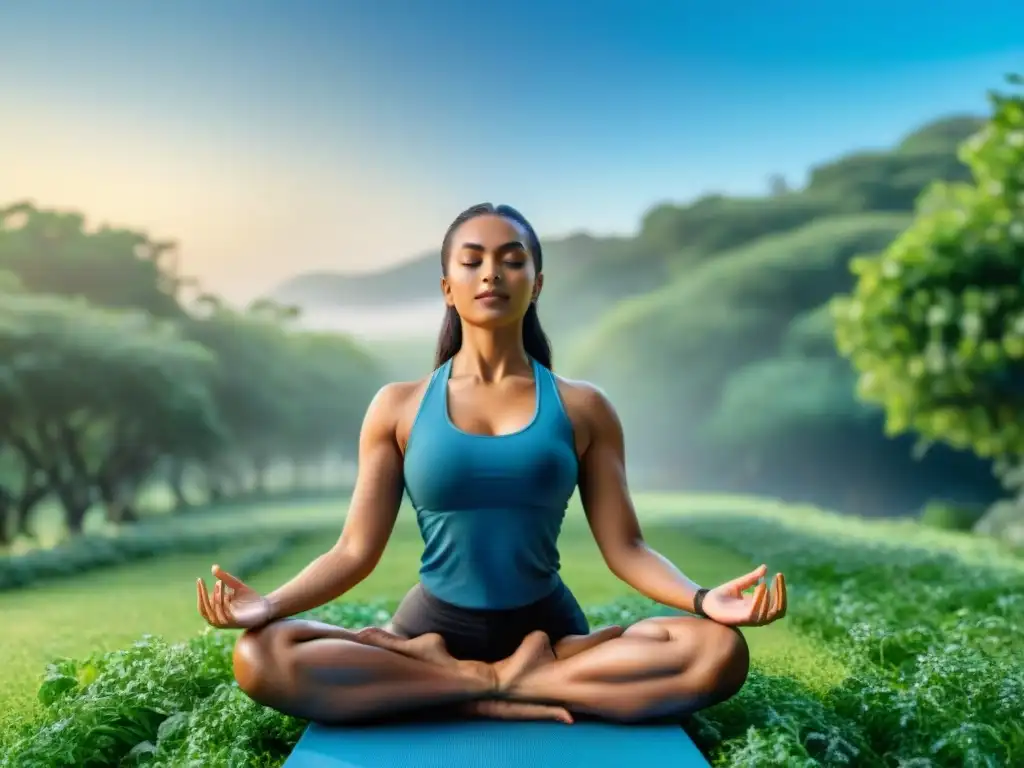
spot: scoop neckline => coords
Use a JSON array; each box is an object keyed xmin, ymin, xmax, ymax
[{"xmin": 442, "ymin": 357, "xmax": 541, "ymax": 439}]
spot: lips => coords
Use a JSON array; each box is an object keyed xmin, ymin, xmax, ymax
[{"xmin": 475, "ymin": 291, "xmax": 509, "ymax": 300}]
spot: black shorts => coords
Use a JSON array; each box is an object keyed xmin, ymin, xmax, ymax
[{"xmin": 388, "ymin": 580, "xmax": 590, "ymax": 663}]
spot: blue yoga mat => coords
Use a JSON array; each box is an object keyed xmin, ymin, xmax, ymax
[{"xmin": 283, "ymin": 719, "xmax": 709, "ymax": 768}]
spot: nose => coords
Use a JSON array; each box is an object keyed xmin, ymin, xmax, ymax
[{"xmin": 483, "ymin": 260, "xmax": 503, "ymax": 283}]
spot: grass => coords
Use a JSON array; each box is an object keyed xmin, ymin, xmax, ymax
[{"xmin": 1, "ymin": 493, "xmax": 1019, "ymax": 766}]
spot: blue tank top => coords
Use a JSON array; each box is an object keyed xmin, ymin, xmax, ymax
[{"xmin": 402, "ymin": 357, "xmax": 579, "ymax": 610}]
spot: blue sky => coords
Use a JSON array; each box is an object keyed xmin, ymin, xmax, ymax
[{"xmin": 2, "ymin": 0, "xmax": 1021, "ymax": 301}]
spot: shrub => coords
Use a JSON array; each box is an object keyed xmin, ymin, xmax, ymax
[{"xmin": 919, "ymin": 500, "xmax": 987, "ymax": 531}]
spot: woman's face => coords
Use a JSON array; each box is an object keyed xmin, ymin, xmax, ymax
[{"xmin": 442, "ymin": 214, "xmax": 542, "ymax": 330}]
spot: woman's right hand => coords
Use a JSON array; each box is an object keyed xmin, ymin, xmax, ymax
[{"xmin": 196, "ymin": 565, "xmax": 273, "ymax": 629}]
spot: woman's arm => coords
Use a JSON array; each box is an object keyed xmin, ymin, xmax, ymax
[
  {"xmin": 574, "ymin": 384, "xmax": 706, "ymax": 614},
  {"xmin": 262, "ymin": 383, "xmax": 411, "ymax": 620}
]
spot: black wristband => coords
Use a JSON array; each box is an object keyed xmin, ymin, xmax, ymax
[{"xmin": 692, "ymin": 587, "xmax": 710, "ymax": 618}]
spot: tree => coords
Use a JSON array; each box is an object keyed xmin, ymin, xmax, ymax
[
  {"xmin": 0, "ymin": 293, "xmax": 223, "ymax": 534},
  {"xmin": 0, "ymin": 202, "xmax": 186, "ymax": 318},
  {"xmin": 832, "ymin": 76, "xmax": 1024, "ymax": 461},
  {"xmin": 181, "ymin": 307, "xmax": 383, "ymax": 502}
]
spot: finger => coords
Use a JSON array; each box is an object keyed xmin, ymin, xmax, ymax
[
  {"xmin": 758, "ymin": 581, "xmax": 773, "ymax": 624},
  {"xmin": 221, "ymin": 582, "xmax": 239, "ymax": 626},
  {"xmin": 777, "ymin": 573, "xmax": 788, "ymax": 618},
  {"xmin": 763, "ymin": 574, "xmax": 780, "ymax": 621},
  {"xmin": 727, "ymin": 564, "xmax": 768, "ymax": 592},
  {"xmin": 747, "ymin": 583, "xmax": 767, "ymax": 623},
  {"xmin": 196, "ymin": 579, "xmax": 212, "ymax": 623},
  {"xmin": 197, "ymin": 579, "xmax": 218, "ymax": 625},
  {"xmin": 211, "ymin": 580, "xmax": 224, "ymax": 625},
  {"xmin": 212, "ymin": 565, "xmax": 249, "ymax": 591},
  {"xmin": 214, "ymin": 581, "xmax": 233, "ymax": 626}
]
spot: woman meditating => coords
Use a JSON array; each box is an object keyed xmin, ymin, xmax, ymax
[{"xmin": 195, "ymin": 203, "xmax": 788, "ymax": 725}]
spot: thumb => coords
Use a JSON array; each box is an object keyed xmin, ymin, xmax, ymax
[
  {"xmin": 725, "ymin": 564, "xmax": 768, "ymax": 592},
  {"xmin": 212, "ymin": 564, "xmax": 250, "ymax": 591}
]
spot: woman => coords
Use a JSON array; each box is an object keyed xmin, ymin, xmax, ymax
[{"xmin": 196, "ymin": 203, "xmax": 788, "ymax": 726}]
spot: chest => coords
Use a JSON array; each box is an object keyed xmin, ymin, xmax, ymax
[{"xmin": 445, "ymin": 378, "xmax": 538, "ymax": 437}]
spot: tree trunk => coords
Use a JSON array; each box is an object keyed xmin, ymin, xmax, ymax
[
  {"xmin": 56, "ymin": 485, "xmax": 92, "ymax": 536},
  {"xmin": 167, "ymin": 459, "xmax": 191, "ymax": 510},
  {"xmin": 0, "ymin": 493, "xmax": 12, "ymax": 547},
  {"xmin": 16, "ymin": 485, "xmax": 49, "ymax": 538},
  {"xmin": 96, "ymin": 467, "xmax": 147, "ymax": 525},
  {"xmin": 63, "ymin": 500, "xmax": 90, "ymax": 535}
]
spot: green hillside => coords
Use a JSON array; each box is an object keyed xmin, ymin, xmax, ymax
[
  {"xmin": 269, "ymin": 115, "xmax": 982, "ymax": 332},
  {"xmin": 268, "ymin": 113, "xmax": 999, "ymax": 516}
]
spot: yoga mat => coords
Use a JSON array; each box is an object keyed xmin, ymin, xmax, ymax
[{"xmin": 283, "ymin": 719, "xmax": 709, "ymax": 768}]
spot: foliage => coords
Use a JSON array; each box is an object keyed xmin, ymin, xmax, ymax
[
  {"xmin": 0, "ymin": 205, "xmax": 385, "ymax": 542},
  {"xmin": 3, "ymin": 511, "xmax": 1020, "ymax": 767},
  {"xmin": 0, "ymin": 293, "xmax": 223, "ymax": 535},
  {"xmin": 681, "ymin": 513, "xmax": 1024, "ymax": 767},
  {"xmin": 919, "ymin": 499, "xmax": 987, "ymax": 531},
  {"xmin": 833, "ymin": 77, "xmax": 1024, "ymax": 461},
  {"xmin": 0, "ymin": 203, "xmax": 186, "ymax": 318}
]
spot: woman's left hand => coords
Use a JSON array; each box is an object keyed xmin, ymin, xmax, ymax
[{"xmin": 700, "ymin": 564, "xmax": 787, "ymax": 627}]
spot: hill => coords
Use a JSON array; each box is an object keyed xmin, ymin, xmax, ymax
[
  {"xmin": 270, "ymin": 113, "xmax": 1001, "ymax": 515},
  {"xmin": 268, "ymin": 115, "xmax": 983, "ymax": 334}
]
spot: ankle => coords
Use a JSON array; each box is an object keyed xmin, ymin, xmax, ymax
[{"xmin": 458, "ymin": 660, "xmax": 500, "ymax": 695}]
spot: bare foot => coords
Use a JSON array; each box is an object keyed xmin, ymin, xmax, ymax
[
  {"xmin": 553, "ymin": 625, "xmax": 625, "ymax": 660},
  {"xmin": 356, "ymin": 628, "xmax": 455, "ymax": 668},
  {"xmin": 356, "ymin": 628, "xmax": 498, "ymax": 692},
  {"xmin": 492, "ymin": 630, "xmax": 558, "ymax": 694},
  {"xmin": 462, "ymin": 699, "xmax": 573, "ymax": 724}
]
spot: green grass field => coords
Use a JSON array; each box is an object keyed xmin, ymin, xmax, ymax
[{"xmin": 1, "ymin": 493, "xmax": 1020, "ymax": 767}]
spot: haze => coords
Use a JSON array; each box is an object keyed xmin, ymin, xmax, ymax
[{"xmin": 2, "ymin": 0, "xmax": 1020, "ymax": 330}]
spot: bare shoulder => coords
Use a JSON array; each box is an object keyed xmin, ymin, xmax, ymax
[
  {"xmin": 553, "ymin": 375, "xmax": 622, "ymax": 436},
  {"xmin": 369, "ymin": 376, "xmax": 435, "ymax": 450}
]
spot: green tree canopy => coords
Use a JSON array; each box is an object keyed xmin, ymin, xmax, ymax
[
  {"xmin": 0, "ymin": 293, "xmax": 222, "ymax": 531},
  {"xmin": 833, "ymin": 76, "xmax": 1024, "ymax": 460},
  {"xmin": 0, "ymin": 202, "xmax": 185, "ymax": 317}
]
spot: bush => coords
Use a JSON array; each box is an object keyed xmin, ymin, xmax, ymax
[
  {"xmin": 681, "ymin": 513, "xmax": 1024, "ymax": 766},
  {"xmin": 919, "ymin": 500, "xmax": 987, "ymax": 531}
]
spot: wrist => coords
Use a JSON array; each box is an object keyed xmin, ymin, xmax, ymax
[{"xmin": 261, "ymin": 594, "xmax": 281, "ymax": 624}]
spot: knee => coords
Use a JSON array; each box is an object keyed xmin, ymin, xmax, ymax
[
  {"xmin": 232, "ymin": 623, "xmax": 287, "ymax": 702},
  {"xmin": 702, "ymin": 623, "xmax": 750, "ymax": 699}
]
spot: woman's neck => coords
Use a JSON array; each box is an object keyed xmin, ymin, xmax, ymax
[{"xmin": 453, "ymin": 323, "xmax": 529, "ymax": 382}]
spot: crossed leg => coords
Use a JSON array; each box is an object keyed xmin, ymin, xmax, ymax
[{"xmin": 232, "ymin": 615, "xmax": 749, "ymax": 725}]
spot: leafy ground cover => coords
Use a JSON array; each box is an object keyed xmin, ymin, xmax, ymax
[{"xmin": 2, "ymin": 494, "xmax": 1018, "ymax": 766}]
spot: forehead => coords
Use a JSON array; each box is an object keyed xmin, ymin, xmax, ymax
[{"xmin": 453, "ymin": 214, "xmax": 526, "ymax": 245}]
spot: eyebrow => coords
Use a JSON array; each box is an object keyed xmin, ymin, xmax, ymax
[{"xmin": 459, "ymin": 241, "xmax": 527, "ymax": 255}]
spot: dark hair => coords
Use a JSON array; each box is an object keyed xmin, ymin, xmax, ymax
[{"xmin": 434, "ymin": 203, "xmax": 553, "ymax": 370}]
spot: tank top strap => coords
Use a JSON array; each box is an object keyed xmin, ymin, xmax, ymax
[
  {"xmin": 532, "ymin": 359, "xmax": 574, "ymax": 439},
  {"xmin": 407, "ymin": 359, "xmax": 452, "ymax": 448},
  {"xmin": 421, "ymin": 358, "xmax": 453, "ymax": 414}
]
